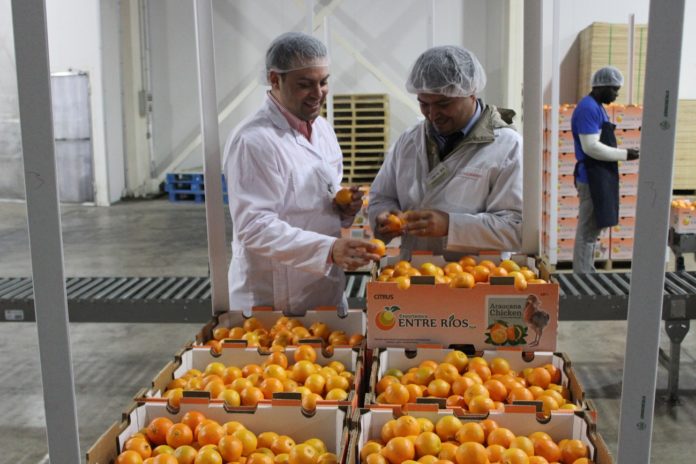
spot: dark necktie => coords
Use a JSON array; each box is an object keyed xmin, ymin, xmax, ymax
[{"xmin": 440, "ymin": 131, "xmax": 464, "ymax": 160}]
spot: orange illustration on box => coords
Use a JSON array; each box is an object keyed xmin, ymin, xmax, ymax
[{"xmin": 375, "ymin": 306, "xmax": 399, "ymax": 330}]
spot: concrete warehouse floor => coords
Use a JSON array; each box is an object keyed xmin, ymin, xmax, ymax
[{"xmin": 0, "ymin": 199, "xmax": 695, "ymax": 463}]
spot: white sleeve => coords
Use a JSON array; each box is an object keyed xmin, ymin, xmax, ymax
[{"xmin": 579, "ymin": 133, "xmax": 628, "ymax": 161}]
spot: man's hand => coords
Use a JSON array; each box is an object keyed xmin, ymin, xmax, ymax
[
  {"xmin": 627, "ymin": 148, "xmax": 640, "ymax": 161},
  {"xmin": 331, "ymin": 238, "xmax": 382, "ymax": 270},
  {"xmin": 334, "ymin": 186, "xmax": 364, "ymax": 219},
  {"xmin": 403, "ymin": 209, "xmax": 450, "ymax": 237},
  {"xmin": 374, "ymin": 210, "xmax": 405, "ymax": 242}
]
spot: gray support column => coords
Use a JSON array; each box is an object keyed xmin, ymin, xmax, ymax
[
  {"xmin": 193, "ymin": 0, "xmax": 230, "ymax": 314},
  {"xmin": 617, "ymin": 1, "xmax": 685, "ymax": 462},
  {"xmin": 521, "ymin": 0, "xmax": 543, "ymax": 255},
  {"xmin": 10, "ymin": 0, "xmax": 81, "ymax": 462}
]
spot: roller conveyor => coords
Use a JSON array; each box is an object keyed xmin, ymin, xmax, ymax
[
  {"xmin": 0, "ymin": 273, "xmax": 372, "ymax": 323},
  {"xmin": 554, "ymin": 270, "xmax": 696, "ymax": 401}
]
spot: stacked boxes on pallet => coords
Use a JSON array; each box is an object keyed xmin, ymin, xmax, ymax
[{"xmin": 541, "ymin": 104, "xmax": 640, "ymax": 267}]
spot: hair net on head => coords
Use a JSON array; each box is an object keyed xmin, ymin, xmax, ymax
[
  {"xmin": 405, "ymin": 46, "xmax": 486, "ymax": 97},
  {"xmin": 265, "ymin": 32, "xmax": 329, "ymax": 78},
  {"xmin": 591, "ymin": 66, "xmax": 624, "ymax": 87}
]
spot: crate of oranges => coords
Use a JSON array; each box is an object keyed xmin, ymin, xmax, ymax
[
  {"xmin": 140, "ymin": 342, "xmax": 364, "ymax": 412},
  {"xmin": 87, "ymin": 397, "xmax": 350, "ymax": 464},
  {"xmin": 367, "ymin": 254, "xmax": 559, "ymax": 351},
  {"xmin": 670, "ymin": 197, "xmax": 696, "ymax": 233},
  {"xmin": 196, "ymin": 308, "xmax": 366, "ymax": 353},
  {"xmin": 365, "ymin": 347, "xmax": 589, "ymax": 417},
  {"xmin": 347, "ymin": 405, "xmax": 612, "ymax": 464}
]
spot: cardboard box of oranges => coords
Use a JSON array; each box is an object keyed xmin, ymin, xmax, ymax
[
  {"xmin": 670, "ymin": 197, "xmax": 696, "ymax": 233},
  {"xmin": 140, "ymin": 342, "xmax": 364, "ymax": 412},
  {"xmin": 196, "ymin": 307, "xmax": 366, "ymax": 351},
  {"xmin": 364, "ymin": 347, "xmax": 589, "ymax": 417},
  {"xmin": 87, "ymin": 397, "xmax": 351, "ymax": 464},
  {"xmin": 367, "ymin": 254, "xmax": 560, "ymax": 351},
  {"xmin": 347, "ymin": 405, "xmax": 612, "ymax": 464}
]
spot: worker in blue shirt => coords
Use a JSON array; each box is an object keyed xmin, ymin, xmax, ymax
[{"xmin": 571, "ymin": 66, "xmax": 640, "ymax": 273}]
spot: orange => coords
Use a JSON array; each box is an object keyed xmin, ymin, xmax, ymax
[
  {"xmin": 302, "ymin": 392, "xmax": 323, "ymax": 410},
  {"xmin": 193, "ymin": 448, "xmax": 223, "ymax": 464},
  {"xmin": 455, "ymin": 422, "xmax": 485, "ymax": 444},
  {"xmin": 241, "ymin": 386, "xmax": 266, "ymax": 406},
  {"xmin": 528, "ymin": 457, "xmax": 549, "ymax": 464},
  {"xmin": 383, "ymin": 437, "xmax": 416, "ymax": 464},
  {"xmin": 173, "ymin": 445, "xmax": 198, "ymax": 464},
  {"xmin": 234, "ymin": 428, "xmax": 259, "ymax": 456},
  {"xmin": 304, "ymin": 438, "xmax": 327, "ymax": 455},
  {"xmin": 393, "ymin": 415, "xmax": 422, "ymax": 437},
  {"xmin": 454, "ymin": 442, "xmax": 488, "ymax": 464},
  {"xmin": 370, "ymin": 238, "xmax": 387, "ymax": 257},
  {"xmin": 271, "ymin": 435, "xmax": 296, "ymax": 455},
  {"xmin": 116, "ymin": 450, "xmax": 144, "ymax": 464},
  {"xmin": 309, "ymin": 322, "xmax": 330, "ymax": 341},
  {"xmin": 385, "ymin": 213, "xmax": 404, "ymax": 233},
  {"xmin": 197, "ymin": 421, "xmax": 225, "ymax": 447},
  {"xmin": 451, "ymin": 376, "xmax": 476, "ymax": 396},
  {"xmin": 486, "ymin": 444, "xmax": 506, "ymax": 463},
  {"xmin": 458, "ymin": 256, "xmax": 477, "ymax": 268},
  {"xmin": 467, "ymin": 395, "xmax": 495, "ymax": 414},
  {"xmin": 479, "ymin": 419, "xmax": 499, "ymax": 441},
  {"xmin": 507, "ymin": 386, "xmax": 534, "ymax": 404},
  {"xmin": 478, "ymin": 259, "xmax": 497, "ymax": 271},
  {"xmin": 360, "ymin": 441, "xmax": 383, "ymax": 462},
  {"xmin": 532, "ymin": 438, "xmax": 560, "ymax": 463},
  {"xmin": 218, "ymin": 435, "xmax": 244, "ymax": 462},
  {"xmin": 446, "ymin": 394, "xmax": 465, "ymax": 408},
  {"xmin": 510, "ymin": 436, "xmax": 535, "ymax": 457},
  {"xmin": 243, "ymin": 317, "xmax": 263, "ymax": 332},
  {"xmin": 181, "ymin": 411, "xmax": 206, "ymax": 435},
  {"xmin": 289, "ymin": 443, "xmax": 319, "ymax": 464},
  {"xmin": 469, "ymin": 363, "xmax": 492, "ymax": 382},
  {"xmin": 427, "ymin": 379, "xmax": 452, "ymax": 398},
  {"xmin": 152, "ymin": 455, "xmax": 178, "ymax": 464},
  {"xmin": 526, "ymin": 368, "xmax": 552, "ymax": 389},
  {"xmin": 166, "ymin": 423, "xmax": 193, "ymax": 448},
  {"xmin": 560, "ymin": 439, "xmax": 588, "ymax": 463},
  {"xmin": 381, "ymin": 420, "xmax": 397, "ymax": 443},
  {"xmin": 325, "ymin": 388, "xmax": 348, "ymax": 400},
  {"xmin": 449, "ymin": 271, "xmax": 477, "ymax": 288},
  {"xmin": 490, "ymin": 266, "xmax": 509, "ymax": 277},
  {"xmin": 218, "ymin": 387, "xmax": 242, "ymax": 406},
  {"xmin": 434, "ymin": 363, "xmax": 460, "ymax": 384},
  {"xmin": 487, "ymin": 427, "xmax": 515, "ymax": 448},
  {"xmin": 414, "ymin": 432, "xmax": 442, "ymax": 457},
  {"xmin": 499, "ymin": 259, "xmax": 521, "ymax": 273},
  {"xmin": 463, "ymin": 383, "xmax": 490, "ymax": 406},
  {"xmin": 434, "ymin": 416, "xmax": 462, "ymax": 441},
  {"xmin": 204, "ymin": 362, "xmax": 226, "ymax": 377},
  {"xmin": 151, "ymin": 445, "xmax": 174, "ymax": 457},
  {"xmin": 489, "ymin": 358, "xmax": 511, "ymax": 376},
  {"xmin": 260, "ymin": 377, "xmax": 285, "ymax": 399},
  {"xmin": 500, "ymin": 447, "xmax": 529, "ymax": 464},
  {"xmin": 335, "ymin": 188, "xmax": 353, "ymax": 205},
  {"xmin": 124, "ymin": 436, "xmax": 152, "ymax": 459},
  {"xmin": 146, "ymin": 417, "xmax": 174, "ymax": 446},
  {"xmin": 292, "ymin": 360, "xmax": 317, "ymax": 383},
  {"xmin": 438, "ymin": 442, "xmax": 459, "ymax": 462},
  {"xmin": 383, "ymin": 382, "xmax": 410, "ymax": 405},
  {"xmin": 316, "ymin": 452, "xmax": 337, "ymax": 464},
  {"xmin": 212, "ymin": 326, "xmax": 230, "ymax": 340},
  {"xmin": 443, "ymin": 351, "xmax": 469, "ymax": 373},
  {"xmin": 471, "ymin": 265, "xmax": 491, "ymax": 283},
  {"xmin": 222, "ymin": 420, "xmax": 246, "ymax": 435},
  {"xmin": 542, "ymin": 363, "xmax": 562, "ymax": 384},
  {"xmin": 366, "ymin": 454, "xmax": 388, "ymax": 464},
  {"xmin": 483, "ymin": 379, "xmax": 508, "ymax": 402}
]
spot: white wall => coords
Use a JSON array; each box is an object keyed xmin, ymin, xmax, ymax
[
  {"xmin": 45, "ymin": 0, "xmax": 124, "ymax": 205},
  {"xmin": 541, "ymin": 0, "xmax": 696, "ymax": 103},
  {"xmin": 146, "ymin": 0, "xmax": 514, "ymax": 175}
]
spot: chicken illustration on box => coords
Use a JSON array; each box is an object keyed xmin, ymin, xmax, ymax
[{"xmin": 524, "ymin": 294, "xmax": 550, "ymax": 347}]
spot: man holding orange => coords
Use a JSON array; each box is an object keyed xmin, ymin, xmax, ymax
[
  {"xmin": 368, "ymin": 46, "xmax": 523, "ymax": 257},
  {"xmin": 223, "ymin": 32, "xmax": 379, "ymax": 315}
]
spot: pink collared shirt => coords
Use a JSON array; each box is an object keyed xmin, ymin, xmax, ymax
[{"xmin": 268, "ymin": 91, "xmax": 313, "ymax": 141}]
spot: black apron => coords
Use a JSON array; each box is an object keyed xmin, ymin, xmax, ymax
[{"xmin": 575, "ymin": 119, "xmax": 620, "ymax": 228}]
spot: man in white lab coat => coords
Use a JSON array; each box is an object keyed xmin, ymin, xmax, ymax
[
  {"xmin": 368, "ymin": 46, "xmax": 523, "ymax": 257},
  {"xmin": 224, "ymin": 32, "xmax": 380, "ymax": 315}
]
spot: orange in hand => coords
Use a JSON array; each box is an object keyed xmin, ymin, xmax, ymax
[
  {"xmin": 370, "ymin": 238, "xmax": 386, "ymax": 257},
  {"xmin": 335, "ymin": 188, "xmax": 354, "ymax": 205},
  {"xmin": 384, "ymin": 213, "xmax": 404, "ymax": 233}
]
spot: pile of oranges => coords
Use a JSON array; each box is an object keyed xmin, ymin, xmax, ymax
[
  {"xmin": 361, "ymin": 414, "xmax": 591, "ymax": 464},
  {"xmin": 373, "ymin": 351, "xmax": 576, "ymax": 415},
  {"xmin": 202, "ymin": 316, "xmax": 364, "ymax": 353},
  {"xmin": 671, "ymin": 198, "xmax": 695, "ymax": 210},
  {"xmin": 163, "ymin": 345, "xmax": 354, "ymax": 410},
  {"xmin": 374, "ymin": 258, "xmax": 547, "ymax": 291},
  {"xmin": 115, "ymin": 411, "xmax": 339, "ymax": 464}
]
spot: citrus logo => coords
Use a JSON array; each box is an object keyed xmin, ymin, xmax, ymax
[{"xmin": 375, "ymin": 305, "xmax": 399, "ymax": 330}]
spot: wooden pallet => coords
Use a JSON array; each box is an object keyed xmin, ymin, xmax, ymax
[
  {"xmin": 323, "ymin": 93, "xmax": 389, "ymax": 185},
  {"xmin": 543, "ymin": 258, "xmax": 633, "ymax": 274}
]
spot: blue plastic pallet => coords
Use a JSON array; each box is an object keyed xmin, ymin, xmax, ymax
[
  {"xmin": 164, "ymin": 173, "xmax": 228, "ymax": 193},
  {"xmin": 167, "ymin": 190, "xmax": 228, "ymax": 204}
]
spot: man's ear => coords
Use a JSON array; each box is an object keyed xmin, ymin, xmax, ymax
[{"xmin": 269, "ymin": 71, "xmax": 281, "ymax": 89}]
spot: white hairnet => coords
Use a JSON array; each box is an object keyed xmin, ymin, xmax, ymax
[
  {"xmin": 265, "ymin": 32, "xmax": 329, "ymax": 78},
  {"xmin": 592, "ymin": 66, "xmax": 624, "ymax": 87},
  {"xmin": 406, "ymin": 46, "xmax": 486, "ymax": 97}
]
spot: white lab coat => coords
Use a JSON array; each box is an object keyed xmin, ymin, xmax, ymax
[
  {"xmin": 368, "ymin": 103, "xmax": 523, "ymax": 257},
  {"xmin": 223, "ymin": 96, "xmax": 347, "ymax": 315}
]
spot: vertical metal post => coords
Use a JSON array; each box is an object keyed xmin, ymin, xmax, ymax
[
  {"xmin": 617, "ymin": 1, "xmax": 685, "ymax": 462},
  {"xmin": 546, "ymin": 0, "xmax": 561, "ymax": 264},
  {"xmin": 627, "ymin": 14, "xmax": 635, "ymax": 106},
  {"xmin": 521, "ymin": 0, "xmax": 544, "ymax": 256},
  {"xmin": 193, "ymin": 0, "xmax": 230, "ymax": 314},
  {"xmin": 324, "ymin": 16, "xmax": 334, "ymax": 127},
  {"xmin": 11, "ymin": 0, "xmax": 81, "ymax": 462}
]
